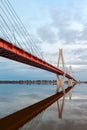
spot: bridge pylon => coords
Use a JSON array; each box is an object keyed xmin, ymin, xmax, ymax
[
  {"xmin": 56, "ymin": 48, "xmax": 65, "ymax": 94},
  {"xmin": 56, "ymin": 48, "xmax": 65, "ymax": 119}
]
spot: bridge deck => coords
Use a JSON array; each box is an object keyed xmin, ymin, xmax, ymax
[
  {"xmin": 0, "ymin": 86, "xmax": 73, "ymax": 130},
  {"xmin": 0, "ymin": 39, "xmax": 75, "ymax": 80}
]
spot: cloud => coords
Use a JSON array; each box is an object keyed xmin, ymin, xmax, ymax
[
  {"xmin": 37, "ymin": 25, "xmax": 58, "ymax": 43},
  {"xmin": 51, "ymin": 8, "xmax": 86, "ymax": 44},
  {"xmin": 37, "ymin": 0, "xmax": 87, "ymax": 46},
  {"xmin": 67, "ymin": 48, "xmax": 87, "ymax": 65}
]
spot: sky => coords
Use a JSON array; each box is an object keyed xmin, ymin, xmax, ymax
[{"xmin": 0, "ymin": 0, "xmax": 87, "ymax": 80}]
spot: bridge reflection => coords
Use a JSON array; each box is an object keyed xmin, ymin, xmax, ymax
[{"xmin": 0, "ymin": 86, "xmax": 75, "ymax": 130}]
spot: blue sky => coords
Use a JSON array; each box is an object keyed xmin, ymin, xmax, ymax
[{"xmin": 0, "ymin": 0, "xmax": 87, "ymax": 80}]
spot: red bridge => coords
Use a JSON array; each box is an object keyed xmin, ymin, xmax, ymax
[{"xmin": 0, "ymin": 38, "xmax": 75, "ymax": 81}]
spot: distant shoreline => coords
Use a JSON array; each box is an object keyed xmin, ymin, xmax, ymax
[
  {"xmin": 0, "ymin": 80, "xmax": 87, "ymax": 85},
  {"xmin": 0, "ymin": 80, "xmax": 57, "ymax": 85}
]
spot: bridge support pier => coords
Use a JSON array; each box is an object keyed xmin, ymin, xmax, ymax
[
  {"xmin": 56, "ymin": 48, "xmax": 65, "ymax": 119},
  {"xmin": 68, "ymin": 65, "xmax": 73, "ymax": 100}
]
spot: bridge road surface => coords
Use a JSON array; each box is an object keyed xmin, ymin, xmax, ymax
[
  {"xmin": 0, "ymin": 86, "xmax": 74, "ymax": 130},
  {"xmin": 0, "ymin": 38, "xmax": 75, "ymax": 80}
]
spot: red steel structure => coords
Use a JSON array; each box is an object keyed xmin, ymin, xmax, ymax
[{"xmin": 0, "ymin": 38, "xmax": 75, "ymax": 80}]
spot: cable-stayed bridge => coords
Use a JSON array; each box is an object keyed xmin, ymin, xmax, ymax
[
  {"xmin": 0, "ymin": 38, "xmax": 75, "ymax": 80},
  {"xmin": 0, "ymin": 0, "xmax": 75, "ymax": 80},
  {"xmin": 0, "ymin": 0, "xmax": 76, "ymax": 129}
]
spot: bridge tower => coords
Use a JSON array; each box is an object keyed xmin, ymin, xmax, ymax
[
  {"xmin": 56, "ymin": 48, "xmax": 65, "ymax": 119},
  {"xmin": 56, "ymin": 48, "xmax": 65, "ymax": 94}
]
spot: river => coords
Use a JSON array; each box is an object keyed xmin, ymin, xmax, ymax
[{"xmin": 0, "ymin": 83, "xmax": 87, "ymax": 130}]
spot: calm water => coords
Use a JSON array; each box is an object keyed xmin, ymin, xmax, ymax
[
  {"xmin": 0, "ymin": 84, "xmax": 55, "ymax": 118},
  {"xmin": 0, "ymin": 83, "xmax": 87, "ymax": 130}
]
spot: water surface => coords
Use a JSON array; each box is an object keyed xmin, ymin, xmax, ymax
[{"xmin": 0, "ymin": 83, "xmax": 87, "ymax": 130}]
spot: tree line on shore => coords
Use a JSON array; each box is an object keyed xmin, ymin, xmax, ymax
[
  {"xmin": 0, "ymin": 80, "xmax": 57, "ymax": 85},
  {"xmin": 0, "ymin": 80, "xmax": 87, "ymax": 85}
]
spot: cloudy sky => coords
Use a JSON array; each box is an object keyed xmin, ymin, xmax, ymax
[{"xmin": 0, "ymin": 0, "xmax": 87, "ymax": 80}]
